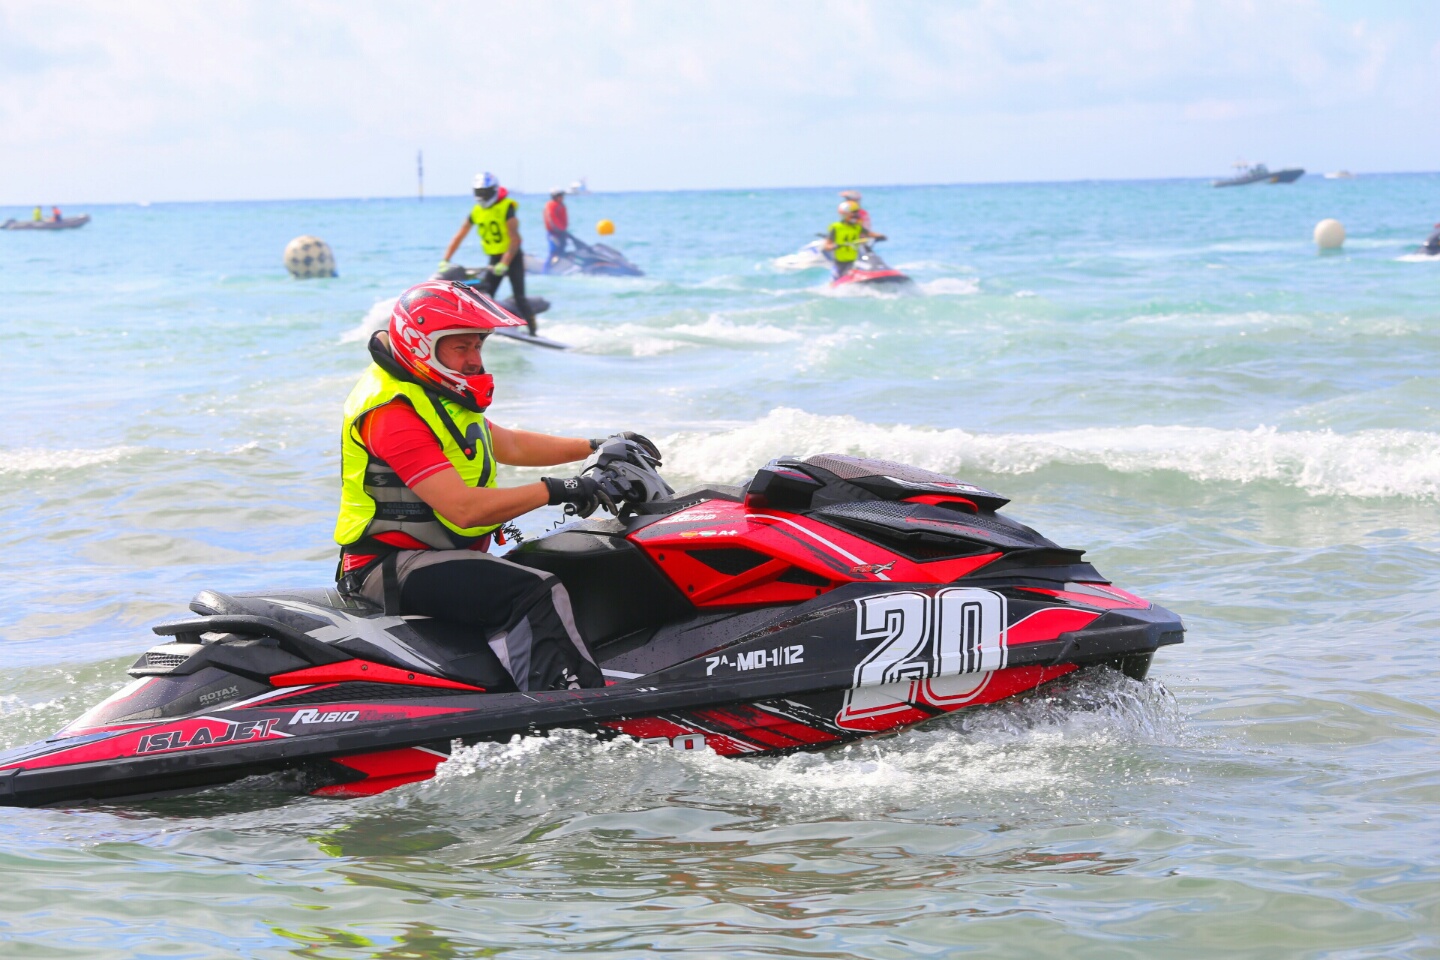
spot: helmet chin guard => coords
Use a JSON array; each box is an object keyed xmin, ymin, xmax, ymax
[{"xmin": 387, "ymin": 280, "xmax": 526, "ymax": 410}]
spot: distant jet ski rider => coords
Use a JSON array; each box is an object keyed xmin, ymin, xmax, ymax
[
  {"xmin": 1424, "ymin": 222, "xmax": 1440, "ymax": 256},
  {"xmin": 543, "ymin": 188, "xmax": 570, "ymax": 271},
  {"xmin": 824, "ymin": 201, "xmax": 886, "ymax": 279},
  {"xmin": 438, "ymin": 172, "xmax": 538, "ymax": 335},
  {"xmin": 334, "ymin": 280, "xmax": 662, "ymax": 691},
  {"xmin": 839, "ymin": 190, "xmax": 872, "ymax": 231}
]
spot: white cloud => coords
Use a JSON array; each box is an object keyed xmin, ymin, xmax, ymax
[{"xmin": 0, "ymin": 0, "xmax": 1434, "ymax": 203}]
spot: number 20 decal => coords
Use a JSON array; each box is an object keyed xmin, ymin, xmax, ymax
[{"xmin": 852, "ymin": 587, "xmax": 1009, "ymax": 688}]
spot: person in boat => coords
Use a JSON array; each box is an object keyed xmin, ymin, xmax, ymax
[
  {"xmin": 839, "ymin": 190, "xmax": 872, "ymax": 231},
  {"xmin": 31, "ymin": 206, "xmax": 41, "ymax": 222},
  {"xmin": 335, "ymin": 280, "xmax": 660, "ymax": 692},
  {"xmin": 824, "ymin": 201, "xmax": 886, "ymax": 279},
  {"xmin": 50, "ymin": 207, "xmax": 62, "ymax": 222},
  {"xmin": 542, "ymin": 188, "xmax": 570, "ymax": 271},
  {"xmin": 437, "ymin": 172, "xmax": 538, "ymax": 334}
]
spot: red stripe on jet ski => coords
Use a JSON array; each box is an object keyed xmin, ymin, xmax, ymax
[
  {"xmin": 270, "ymin": 660, "xmax": 484, "ymax": 691},
  {"xmin": 600, "ymin": 716, "xmax": 758, "ymax": 755},
  {"xmin": 312, "ymin": 746, "xmax": 449, "ymax": 797},
  {"xmin": 1006, "ymin": 608, "xmax": 1101, "ymax": 645},
  {"xmin": 693, "ymin": 705, "xmax": 842, "ymax": 748},
  {"xmin": 1014, "ymin": 586, "xmax": 1149, "ymax": 610},
  {"xmin": 691, "ymin": 707, "xmax": 801, "ymax": 749}
]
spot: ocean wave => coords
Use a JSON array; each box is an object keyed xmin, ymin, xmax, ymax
[
  {"xmin": 340, "ymin": 296, "xmax": 397, "ymax": 343},
  {"xmin": 662, "ymin": 408, "xmax": 1440, "ymax": 500},
  {"xmin": 0, "ymin": 446, "xmax": 137, "ymax": 476},
  {"xmin": 543, "ymin": 314, "xmax": 807, "ymax": 357},
  {"xmin": 919, "ymin": 277, "xmax": 981, "ymax": 296}
]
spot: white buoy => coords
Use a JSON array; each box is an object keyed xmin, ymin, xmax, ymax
[
  {"xmin": 284, "ymin": 235, "xmax": 337, "ymax": 278},
  {"xmin": 1313, "ymin": 219, "xmax": 1345, "ymax": 251}
]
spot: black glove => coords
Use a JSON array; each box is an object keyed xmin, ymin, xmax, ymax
[
  {"xmin": 589, "ymin": 431, "xmax": 662, "ymax": 464},
  {"xmin": 542, "ymin": 476, "xmax": 615, "ymax": 518}
]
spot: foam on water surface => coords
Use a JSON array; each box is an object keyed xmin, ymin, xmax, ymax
[
  {"xmin": 424, "ymin": 669, "xmax": 1184, "ymax": 823},
  {"xmin": 663, "ymin": 407, "xmax": 1440, "ymax": 500}
]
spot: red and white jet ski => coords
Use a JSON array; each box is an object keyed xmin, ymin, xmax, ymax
[{"xmin": 831, "ymin": 241, "xmax": 913, "ymax": 289}]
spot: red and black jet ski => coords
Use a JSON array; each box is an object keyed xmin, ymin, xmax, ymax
[
  {"xmin": 831, "ymin": 242, "xmax": 912, "ymax": 289},
  {"xmin": 0, "ymin": 454, "xmax": 1183, "ymax": 807}
]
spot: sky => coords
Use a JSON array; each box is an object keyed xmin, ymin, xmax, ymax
[{"xmin": 1, "ymin": 0, "xmax": 1437, "ymax": 203}]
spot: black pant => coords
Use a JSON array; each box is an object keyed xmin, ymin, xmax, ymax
[
  {"xmin": 479, "ymin": 251, "xmax": 536, "ymax": 334},
  {"xmin": 359, "ymin": 550, "xmax": 603, "ymax": 692}
]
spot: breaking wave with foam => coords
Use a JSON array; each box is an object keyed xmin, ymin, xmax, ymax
[
  {"xmin": 662, "ymin": 408, "xmax": 1440, "ymax": 500},
  {"xmin": 0, "ymin": 446, "xmax": 137, "ymax": 476},
  {"xmin": 425, "ymin": 668, "xmax": 1180, "ymax": 819}
]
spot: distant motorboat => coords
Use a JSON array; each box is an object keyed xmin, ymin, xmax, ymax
[
  {"xmin": 566, "ymin": 178, "xmax": 590, "ymax": 195},
  {"xmin": 1324, "ymin": 171, "xmax": 1355, "ymax": 180},
  {"xmin": 1213, "ymin": 162, "xmax": 1305, "ymax": 187},
  {"xmin": 2, "ymin": 214, "xmax": 91, "ymax": 230}
]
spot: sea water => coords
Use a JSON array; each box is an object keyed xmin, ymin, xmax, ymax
[{"xmin": 0, "ymin": 176, "xmax": 1437, "ymax": 957}]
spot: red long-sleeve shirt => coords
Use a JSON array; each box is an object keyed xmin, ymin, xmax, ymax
[{"xmin": 543, "ymin": 199, "xmax": 568, "ymax": 233}]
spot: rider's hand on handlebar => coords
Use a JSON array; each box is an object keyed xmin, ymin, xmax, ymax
[{"xmin": 542, "ymin": 476, "xmax": 615, "ymax": 519}]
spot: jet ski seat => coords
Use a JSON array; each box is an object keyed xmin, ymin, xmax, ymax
[{"xmin": 508, "ymin": 529, "xmax": 693, "ymax": 648}]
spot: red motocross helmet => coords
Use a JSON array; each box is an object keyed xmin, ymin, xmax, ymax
[{"xmin": 388, "ymin": 280, "xmax": 526, "ymax": 410}]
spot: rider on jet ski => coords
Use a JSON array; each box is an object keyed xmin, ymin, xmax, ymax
[
  {"xmin": 438, "ymin": 173, "xmax": 538, "ymax": 334},
  {"xmin": 839, "ymin": 190, "xmax": 872, "ymax": 231},
  {"xmin": 824, "ymin": 201, "xmax": 886, "ymax": 279},
  {"xmin": 335, "ymin": 280, "xmax": 660, "ymax": 691},
  {"xmin": 1424, "ymin": 223, "xmax": 1440, "ymax": 256}
]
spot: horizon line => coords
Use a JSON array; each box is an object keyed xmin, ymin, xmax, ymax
[{"xmin": 6, "ymin": 170, "xmax": 1437, "ymax": 209}]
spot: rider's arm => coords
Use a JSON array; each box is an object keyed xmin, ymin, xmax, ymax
[
  {"xmin": 822, "ymin": 226, "xmax": 838, "ymax": 251},
  {"xmin": 501, "ymin": 216, "xmax": 522, "ymax": 268},
  {"xmin": 361, "ymin": 403, "xmax": 550, "ymax": 529},
  {"xmin": 489, "ymin": 422, "xmax": 591, "ymax": 467},
  {"xmin": 442, "ymin": 219, "xmax": 471, "ymax": 262},
  {"xmin": 410, "ymin": 469, "xmax": 549, "ymax": 529}
]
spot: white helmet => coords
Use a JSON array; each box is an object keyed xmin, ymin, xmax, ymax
[{"xmin": 473, "ymin": 172, "xmax": 501, "ymax": 206}]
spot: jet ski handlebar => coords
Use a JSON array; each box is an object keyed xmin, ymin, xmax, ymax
[{"xmin": 578, "ymin": 436, "xmax": 676, "ymax": 517}]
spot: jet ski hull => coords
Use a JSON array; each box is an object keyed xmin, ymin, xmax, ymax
[
  {"xmin": 0, "ymin": 455, "xmax": 1183, "ymax": 807},
  {"xmin": 832, "ymin": 269, "xmax": 913, "ymax": 288},
  {"xmin": 828, "ymin": 243, "xmax": 912, "ymax": 289}
]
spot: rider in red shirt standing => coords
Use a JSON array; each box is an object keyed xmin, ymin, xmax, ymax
[{"xmin": 542, "ymin": 189, "xmax": 570, "ymax": 272}]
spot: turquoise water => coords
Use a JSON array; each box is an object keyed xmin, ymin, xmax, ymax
[{"xmin": 1, "ymin": 177, "xmax": 1438, "ymax": 957}]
